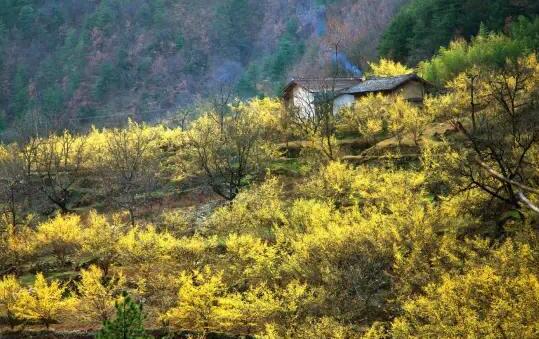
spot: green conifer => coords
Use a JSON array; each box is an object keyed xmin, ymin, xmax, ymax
[{"xmin": 96, "ymin": 292, "xmax": 151, "ymax": 339}]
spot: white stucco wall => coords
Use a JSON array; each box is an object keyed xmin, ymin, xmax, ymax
[
  {"xmin": 333, "ymin": 94, "xmax": 355, "ymax": 114},
  {"xmin": 292, "ymin": 86, "xmax": 315, "ymax": 117}
]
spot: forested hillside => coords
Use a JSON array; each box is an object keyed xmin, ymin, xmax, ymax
[
  {"xmin": 0, "ymin": 0, "xmax": 406, "ymax": 134},
  {"xmin": 379, "ymin": 0, "xmax": 539, "ymax": 64}
]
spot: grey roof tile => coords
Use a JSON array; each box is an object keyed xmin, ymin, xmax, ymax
[
  {"xmin": 344, "ymin": 74, "xmax": 420, "ymax": 94},
  {"xmin": 282, "ymin": 74, "xmax": 429, "ymax": 99},
  {"xmin": 283, "ymin": 78, "xmax": 362, "ymax": 95}
]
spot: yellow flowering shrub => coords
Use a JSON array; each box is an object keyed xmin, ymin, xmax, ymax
[
  {"xmin": 369, "ymin": 59, "xmax": 414, "ymax": 76},
  {"xmin": 81, "ymin": 211, "xmax": 123, "ymax": 275},
  {"xmin": 205, "ymin": 178, "xmax": 287, "ymax": 239},
  {"xmin": 387, "ymin": 96, "xmax": 431, "ymax": 146},
  {"xmin": 339, "ymin": 94, "xmax": 390, "ymax": 141},
  {"xmin": 0, "ymin": 275, "xmax": 23, "ymax": 329},
  {"xmin": 165, "ymin": 267, "xmax": 242, "ymax": 333},
  {"xmin": 76, "ymin": 265, "xmax": 126, "ymax": 324},
  {"xmin": 263, "ymin": 317, "xmax": 356, "ymax": 339},
  {"xmin": 300, "ymin": 161, "xmax": 363, "ymax": 207},
  {"xmin": 36, "ymin": 214, "xmax": 84, "ymax": 266},
  {"xmin": 117, "ymin": 225, "xmax": 178, "ymax": 265},
  {"xmin": 392, "ymin": 266, "xmax": 539, "ymax": 338},
  {"xmin": 223, "ymin": 233, "xmax": 280, "ymax": 285},
  {"xmin": 2, "ymin": 224, "xmax": 36, "ymax": 271},
  {"xmin": 14, "ymin": 273, "xmax": 77, "ymax": 329}
]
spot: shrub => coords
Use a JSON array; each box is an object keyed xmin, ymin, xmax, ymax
[
  {"xmin": 36, "ymin": 214, "xmax": 83, "ymax": 266},
  {"xmin": 14, "ymin": 273, "xmax": 77, "ymax": 329},
  {"xmin": 0, "ymin": 275, "xmax": 23, "ymax": 329}
]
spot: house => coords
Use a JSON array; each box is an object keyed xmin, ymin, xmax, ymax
[
  {"xmin": 282, "ymin": 74, "xmax": 430, "ymax": 115},
  {"xmin": 282, "ymin": 77, "xmax": 363, "ymax": 116}
]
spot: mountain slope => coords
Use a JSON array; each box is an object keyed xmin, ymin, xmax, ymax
[{"xmin": 0, "ymin": 0, "xmax": 407, "ymax": 133}]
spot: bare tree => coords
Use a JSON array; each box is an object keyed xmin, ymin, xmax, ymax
[
  {"xmin": 287, "ymin": 78, "xmax": 341, "ymax": 160},
  {"xmin": 103, "ymin": 123, "xmax": 160, "ymax": 226},
  {"xmin": 174, "ymin": 108, "xmax": 195, "ymax": 131},
  {"xmin": 35, "ymin": 131, "xmax": 88, "ymax": 213},
  {"xmin": 183, "ymin": 104, "xmax": 279, "ymax": 200},
  {"xmin": 208, "ymin": 81, "xmax": 237, "ymax": 131},
  {"xmin": 0, "ymin": 144, "xmax": 27, "ymax": 228},
  {"xmin": 20, "ymin": 137, "xmax": 41, "ymax": 177},
  {"xmin": 474, "ymin": 157, "xmax": 539, "ymax": 214},
  {"xmin": 12, "ymin": 108, "xmax": 51, "ymax": 143},
  {"xmin": 451, "ymin": 56, "xmax": 539, "ymax": 231}
]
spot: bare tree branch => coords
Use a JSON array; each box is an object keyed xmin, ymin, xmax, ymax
[
  {"xmin": 475, "ymin": 157, "xmax": 539, "ymax": 195},
  {"xmin": 516, "ymin": 191, "xmax": 539, "ymax": 214}
]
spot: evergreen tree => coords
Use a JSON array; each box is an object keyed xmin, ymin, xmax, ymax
[
  {"xmin": 237, "ymin": 64, "xmax": 260, "ymax": 98},
  {"xmin": 12, "ymin": 66, "xmax": 29, "ymax": 118},
  {"xmin": 17, "ymin": 5, "xmax": 35, "ymax": 39},
  {"xmin": 214, "ymin": 0, "xmax": 261, "ymax": 63},
  {"xmin": 0, "ymin": 110, "xmax": 6, "ymax": 131},
  {"xmin": 96, "ymin": 292, "xmax": 151, "ymax": 339}
]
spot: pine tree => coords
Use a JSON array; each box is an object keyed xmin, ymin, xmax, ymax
[
  {"xmin": 96, "ymin": 292, "xmax": 151, "ymax": 339},
  {"xmin": 478, "ymin": 22, "xmax": 489, "ymax": 38},
  {"xmin": 17, "ymin": 5, "xmax": 36, "ymax": 39}
]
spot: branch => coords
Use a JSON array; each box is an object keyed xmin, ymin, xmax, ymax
[
  {"xmin": 474, "ymin": 157, "xmax": 539, "ymax": 195},
  {"xmin": 516, "ymin": 192, "xmax": 539, "ymax": 214}
]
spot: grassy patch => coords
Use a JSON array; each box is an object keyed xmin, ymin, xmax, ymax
[
  {"xmin": 19, "ymin": 270, "xmax": 80, "ymax": 287},
  {"xmin": 269, "ymin": 158, "xmax": 310, "ymax": 176}
]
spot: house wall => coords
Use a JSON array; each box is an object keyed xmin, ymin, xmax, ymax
[
  {"xmin": 333, "ymin": 94, "xmax": 355, "ymax": 114},
  {"xmin": 287, "ymin": 80, "xmax": 426, "ymax": 119},
  {"xmin": 397, "ymin": 80, "xmax": 424, "ymax": 101},
  {"xmin": 292, "ymin": 85, "xmax": 315, "ymax": 116},
  {"xmin": 352, "ymin": 80, "xmax": 425, "ymax": 104}
]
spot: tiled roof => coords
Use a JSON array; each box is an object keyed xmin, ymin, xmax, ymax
[
  {"xmin": 291, "ymin": 78, "xmax": 363, "ymax": 92},
  {"xmin": 282, "ymin": 78, "xmax": 362, "ymax": 97},
  {"xmin": 282, "ymin": 74, "xmax": 429, "ymax": 99},
  {"xmin": 344, "ymin": 74, "xmax": 421, "ymax": 94}
]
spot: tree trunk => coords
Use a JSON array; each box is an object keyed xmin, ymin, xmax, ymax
[
  {"xmin": 10, "ymin": 186, "xmax": 16, "ymax": 228},
  {"xmin": 128, "ymin": 208, "xmax": 135, "ymax": 228}
]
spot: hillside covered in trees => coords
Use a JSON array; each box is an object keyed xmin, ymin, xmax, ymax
[
  {"xmin": 2, "ymin": 1, "xmax": 539, "ymax": 338},
  {"xmin": 0, "ymin": 0, "xmax": 406, "ymax": 135},
  {"xmin": 379, "ymin": 0, "xmax": 539, "ymax": 64}
]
